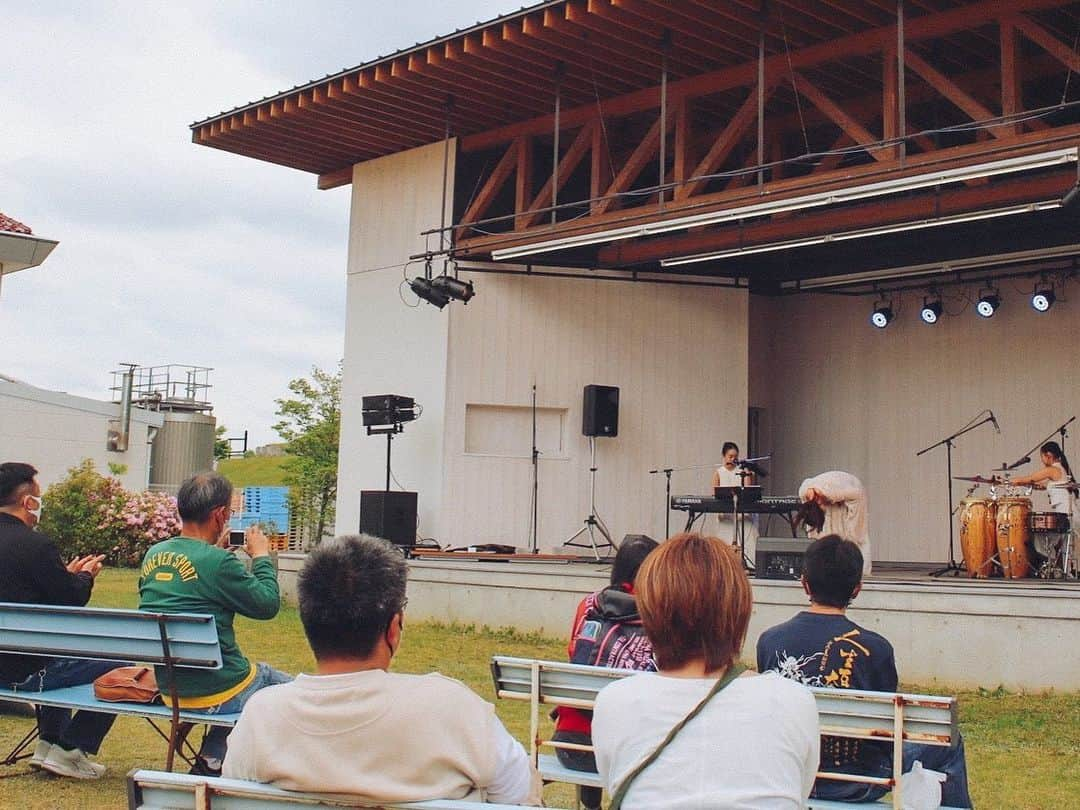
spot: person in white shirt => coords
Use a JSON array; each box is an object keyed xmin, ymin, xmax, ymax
[
  {"xmin": 798, "ymin": 470, "xmax": 872, "ymax": 575},
  {"xmin": 222, "ymin": 534, "xmax": 541, "ymax": 805},
  {"xmin": 592, "ymin": 532, "xmax": 819, "ymax": 809}
]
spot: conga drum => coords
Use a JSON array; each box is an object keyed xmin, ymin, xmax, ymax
[
  {"xmin": 996, "ymin": 497, "xmax": 1033, "ymax": 579},
  {"xmin": 959, "ymin": 498, "xmax": 997, "ymax": 578}
]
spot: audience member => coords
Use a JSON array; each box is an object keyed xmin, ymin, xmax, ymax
[
  {"xmin": 0, "ymin": 462, "xmax": 116, "ymax": 779},
  {"xmin": 138, "ymin": 472, "xmax": 287, "ymax": 776},
  {"xmin": 222, "ymin": 534, "xmax": 541, "ymax": 805},
  {"xmin": 756, "ymin": 534, "xmax": 972, "ymax": 807},
  {"xmin": 552, "ymin": 534, "xmax": 658, "ymax": 810},
  {"xmin": 592, "ymin": 532, "xmax": 818, "ymax": 808}
]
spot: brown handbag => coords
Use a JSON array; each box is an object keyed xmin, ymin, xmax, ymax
[{"xmin": 93, "ymin": 665, "xmax": 160, "ymax": 703}]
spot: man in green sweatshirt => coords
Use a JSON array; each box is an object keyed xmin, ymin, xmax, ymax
[{"xmin": 139, "ymin": 472, "xmax": 289, "ymax": 776}]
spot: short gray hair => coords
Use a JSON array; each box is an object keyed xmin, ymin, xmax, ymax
[
  {"xmin": 298, "ymin": 534, "xmax": 408, "ymax": 660},
  {"xmin": 176, "ymin": 472, "xmax": 233, "ymax": 523}
]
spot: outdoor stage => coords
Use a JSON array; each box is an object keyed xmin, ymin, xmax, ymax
[{"xmin": 277, "ymin": 552, "xmax": 1080, "ymax": 692}]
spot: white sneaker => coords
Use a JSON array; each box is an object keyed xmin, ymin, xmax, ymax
[
  {"xmin": 28, "ymin": 740, "xmax": 53, "ymax": 769},
  {"xmin": 40, "ymin": 746, "xmax": 106, "ymax": 779}
]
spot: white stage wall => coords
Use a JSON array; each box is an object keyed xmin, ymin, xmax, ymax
[
  {"xmin": 440, "ymin": 273, "xmax": 748, "ymax": 550},
  {"xmin": 336, "ymin": 141, "xmax": 456, "ymax": 541},
  {"xmin": 750, "ymin": 289, "xmax": 1080, "ymax": 563}
]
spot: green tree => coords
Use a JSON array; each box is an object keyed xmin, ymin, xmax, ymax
[
  {"xmin": 214, "ymin": 424, "xmax": 231, "ymax": 460},
  {"xmin": 273, "ymin": 363, "xmax": 341, "ymax": 543}
]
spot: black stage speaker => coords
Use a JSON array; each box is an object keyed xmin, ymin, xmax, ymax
[
  {"xmin": 755, "ymin": 537, "xmax": 810, "ymax": 580},
  {"xmin": 582, "ymin": 385, "xmax": 619, "ymax": 437},
  {"xmin": 359, "ymin": 491, "xmax": 417, "ymax": 547}
]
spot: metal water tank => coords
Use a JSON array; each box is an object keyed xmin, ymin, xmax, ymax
[{"xmin": 149, "ymin": 411, "xmax": 216, "ymax": 495}]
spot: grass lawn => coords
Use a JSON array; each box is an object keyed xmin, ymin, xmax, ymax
[
  {"xmin": 215, "ymin": 456, "xmax": 290, "ymax": 487},
  {"xmin": 0, "ymin": 569, "xmax": 1076, "ymax": 809}
]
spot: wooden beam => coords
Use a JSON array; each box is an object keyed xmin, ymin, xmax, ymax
[
  {"xmin": 673, "ymin": 98, "xmax": 690, "ymax": 190},
  {"xmin": 791, "ymin": 72, "xmax": 887, "ymax": 161},
  {"xmin": 1000, "ymin": 20, "xmax": 1023, "ymax": 137},
  {"xmin": 516, "ymin": 136, "xmax": 534, "ymax": 229},
  {"xmin": 590, "ymin": 121, "xmax": 612, "ymax": 214},
  {"xmin": 461, "ymin": 0, "xmax": 1069, "ymax": 152},
  {"xmin": 318, "ymin": 167, "xmax": 354, "ymax": 190},
  {"xmin": 460, "ymin": 140, "xmax": 520, "ymax": 228},
  {"xmin": 518, "ymin": 121, "xmax": 598, "ymax": 229},
  {"xmin": 1011, "ymin": 12, "xmax": 1080, "ymax": 73},
  {"xmin": 883, "ymin": 38, "xmax": 900, "ymax": 160},
  {"xmin": 593, "ymin": 114, "xmax": 671, "ymax": 215},
  {"xmin": 597, "ymin": 168, "xmax": 1075, "ymax": 266},
  {"xmin": 678, "ymin": 84, "xmax": 775, "ymax": 199},
  {"xmin": 903, "ymin": 49, "xmax": 1003, "ymax": 137}
]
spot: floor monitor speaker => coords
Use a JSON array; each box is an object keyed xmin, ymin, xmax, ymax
[
  {"xmin": 755, "ymin": 537, "xmax": 810, "ymax": 580},
  {"xmin": 359, "ymin": 491, "xmax": 417, "ymax": 548},
  {"xmin": 582, "ymin": 385, "xmax": 619, "ymax": 437}
]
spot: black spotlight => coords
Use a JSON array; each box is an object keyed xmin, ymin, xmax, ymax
[
  {"xmin": 1031, "ymin": 285, "xmax": 1055, "ymax": 313},
  {"xmin": 410, "ymin": 276, "xmax": 450, "ymax": 309},
  {"xmin": 870, "ymin": 302, "xmax": 894, "ymax": 329},
  {"xmin": 431, "ymin": 274, "xmax": 475, "ymax": 303},
  {"xmin": 975, "ymin": 290, "xmax": 1000, "ymax": 318},
  {"xmin": 920, "ymin": 297, "xmax": 943, "ymax": 325}
]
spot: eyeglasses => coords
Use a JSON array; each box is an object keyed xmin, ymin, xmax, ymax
[{"xmin": 399, "ymin": 597, "xmax": 409, "ymax": 614}]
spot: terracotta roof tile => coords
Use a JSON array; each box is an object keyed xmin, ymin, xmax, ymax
[{"xmin": 0, "ymin": 212, "xmax": 33, "ymax": 235}]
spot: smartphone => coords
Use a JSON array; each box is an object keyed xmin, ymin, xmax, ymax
[{"xmin": 228, "ymin": 530, "xmax": 246, "ymax": 547}]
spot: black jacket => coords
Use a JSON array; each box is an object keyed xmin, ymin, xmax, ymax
[{"xmin": 0, "ymin": 513, "xmax": 94, "ymax": 683}]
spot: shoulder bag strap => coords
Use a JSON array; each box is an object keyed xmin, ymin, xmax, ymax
[{"xmin": 607, "ymin": 664, "xmax": 747, "ymax": 810}]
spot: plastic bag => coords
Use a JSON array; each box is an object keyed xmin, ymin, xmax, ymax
[{"xmin": 898, "ymin": 760, "xmax": 947, "ymax": 810}]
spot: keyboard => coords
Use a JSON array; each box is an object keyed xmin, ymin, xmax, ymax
[{"xmin": 671, "ymin": 495, "xmax": 801, "ymax": 514}]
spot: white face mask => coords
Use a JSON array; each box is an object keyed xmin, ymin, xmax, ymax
[{"xmin": 25, "ymin": 495, "xmax": 43, "ymax": 524}]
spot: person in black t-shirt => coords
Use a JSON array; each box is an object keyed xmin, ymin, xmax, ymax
[{"xmin": 757, "ymin": 535, "xmax": 973, "ymax": 808}]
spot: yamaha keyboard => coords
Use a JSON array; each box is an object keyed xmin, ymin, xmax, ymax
[{"xmin": 671, "ymin": 494, "xmax": 801, "ymax": 535}]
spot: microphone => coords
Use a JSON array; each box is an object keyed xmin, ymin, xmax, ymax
[
  {"xmin": 1008, "ymin": 456, "xmax": 1030, "ymax": 470},
  {"xmin": 989, "ymin": 411, "xmax": 1000, "ymax": 434}
]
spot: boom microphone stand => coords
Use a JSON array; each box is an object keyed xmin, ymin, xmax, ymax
[{"xmin": 917, "ymin": 411, "xmax": 997, "ymax": 577}]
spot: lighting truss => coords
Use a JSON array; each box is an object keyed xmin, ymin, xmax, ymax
[{"xmin": 490, "ymin": 147, "xmax": 1078, "ymax": 261}]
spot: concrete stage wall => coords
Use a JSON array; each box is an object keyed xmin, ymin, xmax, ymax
[
  {"xmin": 750, "ymin": 292, "xmax": 1080, "ymax": 565},
  {"xmin": 277, "ymin": 554, "xmax": 1080, "ymax": 691}
]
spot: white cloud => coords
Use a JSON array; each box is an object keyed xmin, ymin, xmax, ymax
[{"xmin": 0, "ymin": 0, "xmax": 521, "ymax": 446}]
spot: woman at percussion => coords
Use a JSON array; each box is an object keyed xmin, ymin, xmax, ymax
[
  {"xmin": 710, "ymin": 442, "xmax": 759, "ymax": 563},
  {"xmin": 1010, "ymin": 441, "xmax": 1075, "ymax": 515}
]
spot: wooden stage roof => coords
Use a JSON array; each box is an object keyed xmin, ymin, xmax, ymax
[{"xmin": 191, "ymin": 0, "xmax": 1080, "ymax": 285}]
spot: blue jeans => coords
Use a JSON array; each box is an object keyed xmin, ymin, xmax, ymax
[
  {"xmin": 188, "ymin": 662, "xmax": 291, "ymax": 762},
  {"xmin": 8, "ymin": 659, "xmax": 123, "ymax": 754},
  {"xmin": 812, "ymin": 736, "xmax": 973, "ymax": 808}
]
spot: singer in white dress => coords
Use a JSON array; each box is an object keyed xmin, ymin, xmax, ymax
[{"xmin": 710, "ymin": 442, "xmax": 759, "ymax": 564}]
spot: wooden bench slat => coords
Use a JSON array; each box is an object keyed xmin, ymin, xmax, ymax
[{"xmin": 128, "ymin": 770, "xmax": 534, "ymax": 810}]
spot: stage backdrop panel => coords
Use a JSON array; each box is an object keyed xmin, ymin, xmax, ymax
[
  {"xmin": 751, "ymin": 291, "xmax": 1080, "ymax": 564},
  {"xmin": 441, "ymin": 272, "xmax": 749, "ymax": 551},
  {"xmin": 336, "ymin": 140, "xmax": 456, "ymax": 542}
]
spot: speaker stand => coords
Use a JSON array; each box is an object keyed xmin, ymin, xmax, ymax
[{"xmin": 562, "ymin": 436, "xmax": 616, "ymax": 560}]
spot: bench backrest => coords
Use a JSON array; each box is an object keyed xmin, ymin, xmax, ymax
[
  {"xmin": 127, "ymin": 770, "xmax": 532, "ymax": 810},
  {"xmin": 0, "ymin": 602, "xmax": 224, "ymax": 669}
]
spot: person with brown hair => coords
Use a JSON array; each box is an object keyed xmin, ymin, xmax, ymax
[{"xmin": 591, "ymin": 533, "xmax": 818, "ymax": 809}]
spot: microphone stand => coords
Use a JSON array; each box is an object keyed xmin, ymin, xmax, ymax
[
  {"xmin": 1006, "ymin": 416, "xmax": 1076, "ymax": 472},
  {"xmin": 648, "ymin": 461, "xmax": 727, "ymax": 539},
  {"xmin": 917, "ymin": 412, "xmax": 996, "ymax": 577},
  {"xmin": 527, "ymin": 385, "xmax": 541, "ymax": 554}
]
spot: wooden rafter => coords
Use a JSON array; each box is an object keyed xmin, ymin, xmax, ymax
[
  {"xmin": 460, "ymin": 140, "xmax": 520, "ymax": 230},
  {"xmin": 516, "ymin": 136, "xmax": 534, "ymax": 230},
  {"xmin": 790, "ymin": 71, "xmax": 887, "ymax": 161},
  {"xmin": 678, "ymin": 83, "xmax": 777, "ymax": 199},
  {"xmin": 517, "ymin": 121, "xmax": 598, "ymax": 230},
  {"xmin": 903, "ymin": 49, "xmax": 1004, "ymax": 139},
  {"xmin": 1010, "ymin": 11, "xmax": 1080, "ymax": 73},
  {"xmin": 593, "ymin": 114, "xmax": 673, "ymax": 215}
]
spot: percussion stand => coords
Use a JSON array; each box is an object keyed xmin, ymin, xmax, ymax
[
  {"xmin": 734, "ymin": 470, "xmax": 756, "ymax": 573},
  {"xmin": 918, "ymin": 414, "xmax": 996, "ymax": 577}
]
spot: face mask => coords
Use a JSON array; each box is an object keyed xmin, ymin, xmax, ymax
[{"xmin": 26, "ymin": 495, "xmax": 43, "ymax": 524}]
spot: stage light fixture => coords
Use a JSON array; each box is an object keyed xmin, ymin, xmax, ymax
[
  {"xmin": 870, "ymin": 302, "xmax": 894, "ymax": 329},
  {"xmin": 431, "ymin": 274, "xmax": 475, "ymax": 303},
  {"xmin": 975, "ymin": 290, "xmax": 1000, "ymax": 318},
  {"xmin": 920, "ymin": 297, "xmax": 943, "ymax": 324},
  {"xmin": 410, "ymin": 276, "xmax": 450, "ymax": 309},
  {"xmin": 1031, "ymin": 284, "xmax": 1055, "ymax": 312}
]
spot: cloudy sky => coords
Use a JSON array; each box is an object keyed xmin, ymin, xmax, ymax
[{"xmin": 1, "ymin": 0, "xmax": 520, "ymax": 447}]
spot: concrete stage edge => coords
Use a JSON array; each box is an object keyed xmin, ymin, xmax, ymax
[{"xmin": 277, "ymin": 554, "xmax": 1080, "ymax": 691}]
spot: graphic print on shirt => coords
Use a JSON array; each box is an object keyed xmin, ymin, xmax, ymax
[
  {"xmin": 774, "ymin": 629, "xmax": 871, "ymax": 688},
  {"xmin": 140, "ymin": 550, "xmax": 199, "ymax": 582}
]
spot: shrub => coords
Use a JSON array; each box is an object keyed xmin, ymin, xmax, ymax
[{"xmin": 39, "ymin": 460, "xmax": 180, "ymax": 566}]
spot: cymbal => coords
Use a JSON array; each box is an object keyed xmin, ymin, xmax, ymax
[{"xmin": 953, "ymin": 475, "xmax": 1001, "ymax": 484}]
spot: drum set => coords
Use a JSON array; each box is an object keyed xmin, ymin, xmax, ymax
[{"xmin": 955, "ymin": 475, "xmax": 1077, "ymax": 580}]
